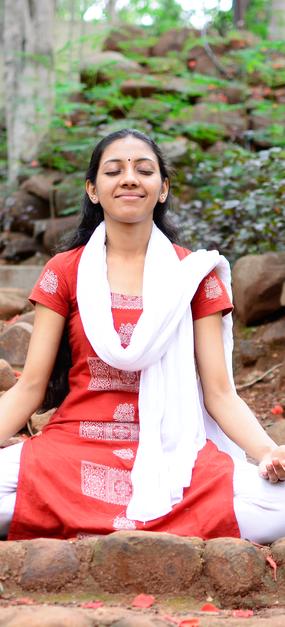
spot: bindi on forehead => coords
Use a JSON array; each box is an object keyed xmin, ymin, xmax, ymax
[{"xmin": 102, "ymin": 157, "xmax": 156, "ymax": 165}]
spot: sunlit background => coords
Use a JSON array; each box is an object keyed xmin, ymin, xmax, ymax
[{"xmin": 84, "ymin": 0, "xmax": 233, "ymax": 28}]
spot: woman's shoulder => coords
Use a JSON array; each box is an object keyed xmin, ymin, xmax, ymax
[{"xmin": 48, "ymin": 246, "xmax": 85, "ymax": 275}]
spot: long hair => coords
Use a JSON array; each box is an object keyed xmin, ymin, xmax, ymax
[{"xmin": 41, "ymin": 129, "xmax": 179, "ymax": 411}]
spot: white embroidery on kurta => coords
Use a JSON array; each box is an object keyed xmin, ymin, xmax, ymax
[
  {"xmin": 81, "ymin": 461, "xmax": 132, "ymax": 505},
  {"xmin": 204, "ymin": 275, "xmax": 222, "ymax": 300},
  {"xmin": 113, "ymin": 448, "xmax": 134, "ymax": 460},
  {"xmin": 118, "ymin": 322, "xmax": 136, "ymax": 346},
  {"xmin": 39, "ymin": 269, "xmax": 58, "ymax": 294},
  {"xmin": 87, "ymin": 357, "xmax": 140, "ymax": 392},
  {"xmin": 113, "ymin": 515, "xmax": 136, "ymax": 530},
  {"xmin": 111, "ymin": 292, "xmax": 143, "ymax": 310},
  {"xmin": 79, "ymin": 421, "xmax": 139, "ymax": 441},
  {"xmin": 113, "ymin": 403, "xmax": 135, "ymax": 422}
]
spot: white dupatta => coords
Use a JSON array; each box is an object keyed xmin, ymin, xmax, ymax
[{"xmin": 77, "ymin": 221, "xmax": 245, "ymax": 522}]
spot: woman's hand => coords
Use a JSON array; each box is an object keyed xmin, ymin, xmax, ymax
[{"xmin": 259, "ymin": 446, "xmax": 285, "ymax": 482}]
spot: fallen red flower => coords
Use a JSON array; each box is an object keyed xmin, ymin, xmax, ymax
[
  {"xmin": 266, "ymin": 555, "xmax": 277, "ymax": 581},
  {"xmin": 80, "ymin": 600, "xmax": 103, "ymax": 609},
  {"xmin": 179, "ymin": 619, "xmax": 200, "ymax": 627},
  {"xmin": 271, "ymin": 404, "xmax": 284, "ymax": 415},
  {"xmin": 132, "ymin": 593, "xmax": 155, "ymax": 608},
  {"xmin": 200, "ymin": 602, "xmax": 220, "ymax": 612},
  {"xmin": 232, "ymin": 609, "xmax": 254, "ymax": 618}
]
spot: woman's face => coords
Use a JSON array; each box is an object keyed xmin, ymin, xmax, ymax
[{"xmin": 86, "ymin": 136, "xmax": 169, "ymax": 226}]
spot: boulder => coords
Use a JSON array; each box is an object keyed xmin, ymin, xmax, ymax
[
  {"xmin": 103, "ymin": 25, "xmax": 151, "ymax": 56},
  {"xmin": 159, "ymin": 137, "xmax": 190, "ymax": 164},
  {"xmin": 190, "ymin": 102, "xmax": 248, "ymax": 140},
  {"xmin": 0, "ymin": 359, "xmax": 17, "ymax": 391},
  {"xmin": 43, "ymin": 216, "xmax": 79, "ymax": 253},
  {"xmin": 1, "ymin": 190, "xmax": 49, "ymax": 235},
  {"xmin": 152, "ymin": 27, "xmax": 195, "ymax": 56},
  {"xmin": 80, "ymin": 51, "xmax": 143, "ymax": 87},
  {"xmin": 0, "ymin": 232, "xmax": 40, "ymax": 261},
  {"xmin": 262, "ymin": 318, "xmax": 285, "ymax": 345},
  {"xmin": 232, "ymin": 252, "xmax": 285, "ymax": 324},
  {"xmin": 30, "ymin": 408, "xmax": 56, "ymax": 433},
  {"xmin": 0, "ymin": 289, "xmax": 31, "ymax": 320},
  {"xmin": 0, "ymin": 322, "xmax": 33, "ymax": 366},
  {"xmin": 238, "ymin": 339, "xmax": 265, "ymax": 366},
  {"xmin": 20, "ymin": 171, "xmax": 63, "ymax": 200}
]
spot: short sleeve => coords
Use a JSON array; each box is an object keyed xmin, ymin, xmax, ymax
[
  {"xmin": 29, "ymin": 255, "xmax": 70, "ymax": 318},
  {"xmin": 191, "ymin": 270, "xmax": 233, "ymax": 321}
]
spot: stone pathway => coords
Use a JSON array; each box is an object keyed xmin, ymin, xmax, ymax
[{"xmin": 1, "ymin": 532, "xmax": 285, "ymax": 625}]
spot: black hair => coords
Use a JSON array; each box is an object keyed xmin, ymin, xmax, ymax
[{"xmin": 41, "ymin": 129, "xmax": 179, "ymax": 411}]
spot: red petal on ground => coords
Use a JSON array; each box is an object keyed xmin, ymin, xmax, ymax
[
  {"xmin": 80, "ymin": 601, "xmax": 104, "ymax": 609},
  {"xmin": 14, "ymin": 597, "xmax": 35, "ymax": 605},
  {"xmin": 200, "ymin": 602, "xmax": 220, "ymax": 612},
  {"xmin": 132, "ymin": 593, "xmax": 155, "ymax": 608},
  {"xmin": 271, "ymin": 404, "xmax": 284, "ymax": 415},
  {"xmin": 266, "ymin": 555, "xmax": 278, "ymax": 581},
  {"xmin": 232, "ymin": 609, "xmax": 254, "ymax": 618},
  {"xmin": 13, "ymin": 370, "xmax": 22, "ymax": 377},
  {"xmin": 179, "ymin": 619, "xmax": 200, "ymax": 627}
]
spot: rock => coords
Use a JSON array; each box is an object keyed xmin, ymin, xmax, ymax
[
  {"xmin": 80, "ymin": 52, "xmax": 143, "ymax": 87},
  {"xmin": 0, "ymin": 288, "xmax": 31, "ymax": 319},
  {"xmin": 127, "ymin": 98, "xmax": 171, "ymax": 123},
  {"xmin": 232, "ymin": 252, "xmax": 285, "ymax": 324},
  {"xmin": 0, "ymin": 232, "xmax": 40, "ymax": 261},
  {"xmin": 159, "ymin": 137, "xmax": 190, "ymax": 164},
  {"xmin": 20, "ymin": 252, "xmax": 50, "ymax": 266},
  {"xmin": 0, "ymin": 606, "xmax": 93, "ymax": 627},
  {"xmin": 20, "ymin": 171, "xmax": 63, "ymax": 201},
  {"xmin": 204, "ymin": 538, "xmax": 266, "ymax": 597},
  {"xmin": 17, "ymin": 311, "xmax": 35, "ymax": 325},
  {"xmin": 262, "ymin": 318, "xmax": 285, "ymax": 345},
  {"xmin": 30, "ymin": 408, "xmax": 56, "ymax": 433},
  {"xmin": 0, "ymin": 322, "xmax": 33, "ymax": 366},
  {"xmin": 152, "ymin": 27, "xmax": 195, "ymax": 56},
  {"xmin": 277, "ymin": 360, "xmax": 285, "ymax": 391},
  {"xmin": 0, "ymin": 541, "xmax": 26, "ymax": 581},
  {"xmin": 103, "ymin": 25, "xmax": 151, "ymax": 56},
  {"xmin": 53, "ymin": 173, "xmax": 84, "ymax": 216},
  {"xmin": 266, "ymin": 420, "xmax": 285, "ymax": 446},
  {"xmin": 21, "ymin": 538, "xmax": 80, "ymax": 591},
  {"xmin": 0, "ymin": 359, "xmax": 17, "ymax": 391},
  {"xmin": 91, "ymin": 531, "xmax": 204, "ymax": 594},
  {"xmin": 121, "ymin": 78, "xmax": 162, "ymax": 98},
  {"xmin": 43, "ymin": 216, "xmax": 79, "ymax": 253},
  {"xmin": 238, "ymin": 339, "xmax": 265, "ymax": 366},
  {"xmin": 280, "ymin": 281, "xmax": 285, "ymax": 306},
  {"xmin": 1, "ymin": 191, "xmax": 49, "ymax": 235},
  {"xmin": 186, "ymin": 45, "xmax": 229, "ymax": 77},
  {"xmin": 190, "ymin": 103, "xmax": 248, "ymax": 140}
]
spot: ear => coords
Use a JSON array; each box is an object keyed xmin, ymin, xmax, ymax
[
  {"xmin": 86, "ymin": 179, "xmax": 98, "ymax": 204},
  {"xmin": 159, "ymin": 178, "xmax": 170, "ymax": 203}
]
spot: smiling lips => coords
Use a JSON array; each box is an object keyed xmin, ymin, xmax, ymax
[{"xmin": 116, "ymin": 193, "xmax": 144, "ymax": 199}]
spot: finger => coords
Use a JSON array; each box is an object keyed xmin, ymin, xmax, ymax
[
  {"xmin": 272, "ymin": 458, "xmax": 285, "ymax": 481},
  {"xmin": 266, "ymin": 463, "xmax": 279, "ymax": 483}
]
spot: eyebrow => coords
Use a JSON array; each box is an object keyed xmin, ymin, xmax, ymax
[{"xmin": 102, "ymin": 157, "xmax": 156, "ymax": 165}]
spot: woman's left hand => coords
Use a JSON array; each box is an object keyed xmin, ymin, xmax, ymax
[{"xmin": 259, "ymin": 446, "xmax": 285, "ymax": 482}]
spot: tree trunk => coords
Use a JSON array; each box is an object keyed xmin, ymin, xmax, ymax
[
  {"xmin": 105, "ymin": 0, "xmax": 118, "ymax": 25},
  {"xmin": 233, "ymin": 0, "xmax": 250, "ymax": 27},
  {"xmin": 3, "ymin": 0, "xmax": 55, "ymax": 182},
  {"xmin": 269, "ymin": 0, "xmax": 285, "ymax": 39}
]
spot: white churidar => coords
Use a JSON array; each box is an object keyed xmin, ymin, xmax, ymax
[{"xmin": 77, "ymin": 221, "xmax": 245, "ymax": 522}]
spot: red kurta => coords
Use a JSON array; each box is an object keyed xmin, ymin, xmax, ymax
[{"xmin": 8, "ymin": 243, "xmax": 240, "ymax": 540}]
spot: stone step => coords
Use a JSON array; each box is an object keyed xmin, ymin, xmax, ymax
[
  {"xmin": 1, "ymin": 532, "xmax": 285, "ymax": 609},
  {"xmin": 0, "ymin": 266, "xmax": 42, "ymax": 292}
]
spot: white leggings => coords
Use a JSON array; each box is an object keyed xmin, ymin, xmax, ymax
[{"xmin": 1, "ymin": 442, "xmax": 285, "ymax": 543}]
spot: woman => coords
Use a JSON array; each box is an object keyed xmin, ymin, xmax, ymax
[{"xmin": 0, "ymin": 128, "xmax": 285, "ymax": 542}]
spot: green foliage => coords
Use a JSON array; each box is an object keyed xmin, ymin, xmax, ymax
[
  {"xmin": 245, "ymin": 0, "xmax": 269, "ymax": 39},
  {"xmin": 177, "ymin": 146, "xmax": 285, "ymax": 262}
]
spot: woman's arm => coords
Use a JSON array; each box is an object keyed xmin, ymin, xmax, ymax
[
  {"xmin": 194, "ymin": 312, "xmax": 285, "ymax": 482},
  {"xmin": 0, "ymin": 303, "xmax": 66, "ymax": 445}
]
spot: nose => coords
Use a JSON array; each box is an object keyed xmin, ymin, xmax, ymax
[{"xmin": 120, "ymin": 164, "xmax": 139, "ymax": 186}]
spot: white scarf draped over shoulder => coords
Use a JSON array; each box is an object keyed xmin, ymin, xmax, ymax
[{"xmin": 77, "ymin": 221, "xmax": 245, "ymax": 523}]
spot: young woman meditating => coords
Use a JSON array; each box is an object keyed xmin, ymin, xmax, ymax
[{"xmin": 0, "ymin": 128, "xmax": 285, "ymax": 542}]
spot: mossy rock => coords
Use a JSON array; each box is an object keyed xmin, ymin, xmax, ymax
[{"xmin": 127, "ymin": 97, "xmax": 172, "ymax": 124}]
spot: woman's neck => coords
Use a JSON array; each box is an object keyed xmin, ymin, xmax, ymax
[{"xmin": 105, "ymin": 219, "xmax": 152, "ymax": 259}]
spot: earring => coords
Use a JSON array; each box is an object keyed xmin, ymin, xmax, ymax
[
  {"xmin": 91, "ymin": 196, "xmax": 97, "ymax": 203},
  {"xmin": 160, "ymin": 194, "xmax": 167, "ymax": 202}
]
